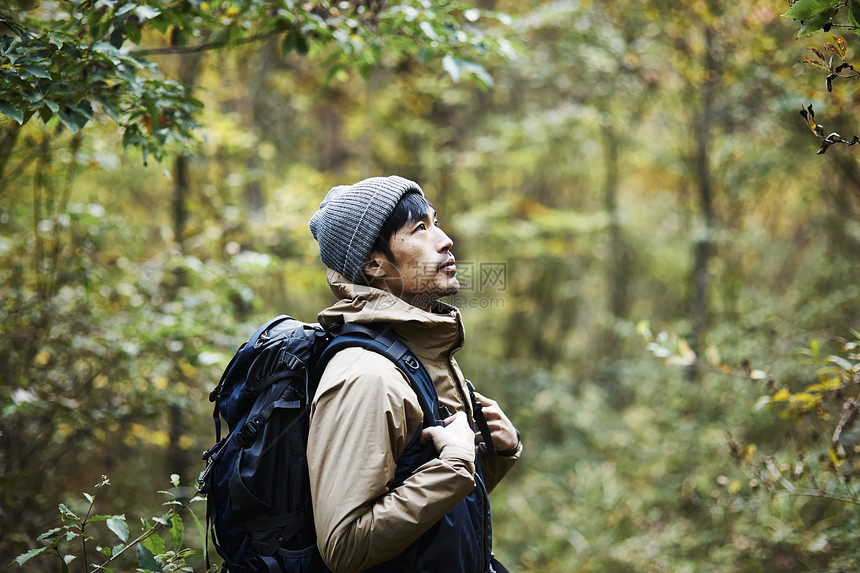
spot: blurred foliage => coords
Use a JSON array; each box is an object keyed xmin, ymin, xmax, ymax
[
  {"xmin": 3, "ymin": 0, "xmax": 860, "ymax": 572},
  {"xmin": 641, "ymin": 324, "xmax": 860, "ymax": 570},
  {"xmin": 782, "ymin": 1, "xmax": 860, "ymax": 152},
  {"xmin": 15, "ymin": 475, "xmax": 205, "ymax": 572},
  {"xmin": 0, "ymin": 0, "xmax": 514, "ymax": 165}
]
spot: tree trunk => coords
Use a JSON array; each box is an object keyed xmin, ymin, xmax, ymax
[
  {"xmin": 166, "ymin": 30, "xmax": 203, "ymax": 482},
  {"xmin": 599, "ymin": 123, "xmax": 632, "ymax": 407},
  {"xmin": 689, "ymin": 23, "xmax": 718, "ymax": 381}
]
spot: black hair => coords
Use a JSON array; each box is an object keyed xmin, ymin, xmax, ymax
[{"xmin": 371, "ymin": 191, "xmax": 433, "ymax": 265}]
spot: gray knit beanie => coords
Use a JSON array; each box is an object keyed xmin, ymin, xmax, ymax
[{"xmin": 309, "ymin": 175, "xmax": 424, "ymax": 284}]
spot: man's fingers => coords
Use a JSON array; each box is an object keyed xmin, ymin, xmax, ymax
[
  {"xmin": 420, "ymin": 426, "xmax": 437, "ymax": 444},
  {"xmin": 473, "ymin": 391, "xmax": 495, "ymax": 407}
]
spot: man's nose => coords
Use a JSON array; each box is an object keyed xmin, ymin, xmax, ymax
[{"xmin": 437, "ymin": 228, "xmax": 453, "ymax": 251}]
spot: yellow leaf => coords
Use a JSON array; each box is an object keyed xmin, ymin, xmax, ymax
[
  {"xmin": 808, "ymin": 47, "xmax": 826, "ymax": 61},
  {"xmin": 34, "ymin": 350, "xmax": 51, "ymax": 366},
  {"xmin": 828, "ymin": 447, "xmax": 842, "ymax": 468},
  {"xmin": 772, "ymin": 388, "xmax": 791, "ymax": 402},
  {"xmin": 824, "ymin": 42, "xmax": 842, "ymax": 57},
  {"xmin": 792, "ymin": 392, "xmax": 820, "ymax": 409},
  {"xmin": 802, "ymin": 58, "xmax": 828, "ymax": 69},
  {"xmin": 833, "ymin": 35, "xmax": 848, "ymax": 58}
]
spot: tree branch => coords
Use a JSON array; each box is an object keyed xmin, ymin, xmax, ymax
[{"xmin": 129, "ymin": 27, "xmax": 283, "ymax": 57}]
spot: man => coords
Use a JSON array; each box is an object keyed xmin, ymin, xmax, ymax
[{"xmin": 308, "ymin": 175, "xmax": 522, "ymax": 573}]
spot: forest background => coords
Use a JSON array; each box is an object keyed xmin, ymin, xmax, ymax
[{"xmin": 3, "ymin": 0, "xmax": 860, "ymax": 571}]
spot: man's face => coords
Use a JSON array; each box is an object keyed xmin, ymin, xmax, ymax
[{"xmin": 373, "ymin": 206, "xmax": 459, "ymax": 309}]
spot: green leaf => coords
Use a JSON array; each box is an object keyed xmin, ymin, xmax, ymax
[
  {"xmin": 106, "ymin": 515, "xmax": 129, "ymax": 542},
  {"xmin": 798, "ymin": 9, "xmax": 838, "ymax": 36},
  {"xmin": 57, "ymin": 108, "xmax": 85, "ymax": 133},
  {"xmin": 828, "ymin": 354, "xmax": 853, "ymax": 370},
  {"xmin": 58, "ymin": 503, "xmax": 79, "ymax": 522},
  {"xmin": 126, "ymin": 22, "xmax": 142, "ymax": 45},
  {"xmin": 282, "ymin": 30, "xmax": 309, "ymax": 55},
  {"xmin": 14, "ymin": 546, "xmax": 51, "ymax": 565},
  {"xmin": 0, "ymin": 101, "xmax": 24, "ymax": 124},
  {"xmin": 442, "ymin": 54, "xmax": 461, "ymax": 83},
  {"xmin": 457, "ymin": 59, "xmax": 494, "ymax": 89},
  {"xmin": 168, "ymin": 513, "xmax": 184, "ymax": 549},
  {"xmin": 135, "ymin": 6, "xmax": 162, "ymax": 20},
  {"xmin": 442, "ymin": 56, "xmax": 493, "ymax": 88},
  {"xmin": 153, "ymin": 515, "xmax": 169, "ymax": 527},
  {"xmin": 73, "ymin": 99, "xmax": 94, "ymax": 121},
  {"xmin": 37, "ymin": 527, "xmax": 63, "ymax": 541},
  {"xmin": 783, "ymin": 0, "xmax": 840, "ymax": 20},
  {"xmin": 46, "ymin": 32, "xmax": 64, "ymax": 49},
  {"xmin": 137, "ymin": 544, "xmax": 161, "ymax": 571},
  {"xmin": 93, "ymin": 95, "xmax": 120, "ymax": 121},
  {"xmin": 418, "ymin": 45, "xmax": 430, "ymax": 65},
  {"xmin": 187, "ymin": 505, "xmax": 206, "ymax": 549},
  {"xmin": 142, "ymin": 528, "xmax": 166, "ymax": 556},
  {"xmin": 21, "ymin": 64, "xmax": 51, "ymax": 79},
  {"xmin": 115, "ymin": 4, "xmax": 136, "ymax": 17},
  {"xmin": 419, "ymin": 21, "xmax": 439, "ymax": 41},
  {"xmin": 849, "ymin": 0, "xmax": 860, "ymax": 29}
]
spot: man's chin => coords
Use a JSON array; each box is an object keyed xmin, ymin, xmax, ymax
[{"xmin": 442, "ymin": 278, "xmax": 460, "ymax": 296}]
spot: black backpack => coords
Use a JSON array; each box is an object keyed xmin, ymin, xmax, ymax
[{"xmin": 196, "ymin": 315, "xmax": 445, "ymax": 573}]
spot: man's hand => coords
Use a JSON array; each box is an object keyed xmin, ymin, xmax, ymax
[
  {"xmin": 473, "ymin": 392, "xmax": 519, "ymax": 453},
  {"xmin": 420, "ymin": 411, "xmax": 476, "ymax": 462}
]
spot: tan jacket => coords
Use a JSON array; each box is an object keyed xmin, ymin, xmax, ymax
[{"xmin": 307, "ymin": 270, "xmax": 522, "ymax": 573}]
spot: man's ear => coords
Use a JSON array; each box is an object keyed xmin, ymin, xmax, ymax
[{"xmin": 363, "ymin": 252, "xmax": 389, "ymax": 279}]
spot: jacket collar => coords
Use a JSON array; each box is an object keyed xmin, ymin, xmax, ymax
[{"xmin": 317, "ymin": 269, "xmax": 465, "ymax": 361}]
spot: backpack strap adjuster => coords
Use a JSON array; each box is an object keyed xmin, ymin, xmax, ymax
[
  {"xmin": 247, "ymin": 555, "xmax": 280, "ymax": 573},
  {"xmin": 236, "ymin": 418, "xmax": 260, "ymax": 448}
]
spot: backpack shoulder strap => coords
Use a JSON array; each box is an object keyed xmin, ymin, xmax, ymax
[
  {"xmin": 314, "ymin": 323, "xmax": 443, "ymax": 427},
  {"xmin": 207, "ymin": 315, "xmax": 293, "ymax": 442},
  {"xmin": 465, "ymin": 379, "xmax": 496, "ymax": 455}
]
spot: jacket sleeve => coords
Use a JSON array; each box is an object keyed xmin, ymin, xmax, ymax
[
  {"xmin": 477, "ymin": 435, "xmax": 522, "ymax": 493},
  {"xmin": 307, "ymin": 348, "xmax": 477, "ymax": 573}
]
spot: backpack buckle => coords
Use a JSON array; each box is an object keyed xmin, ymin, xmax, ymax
[
  {"xmin": 236, "ymin": 418, "xmax": 260, "ymax": 448},
  {"xmin": 201, "ymin": 437, "xmax": 227, "ymax": 461},
  {"xmin": 247, "ymin": 555, "xmax": 279, "ymax": 573}
]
